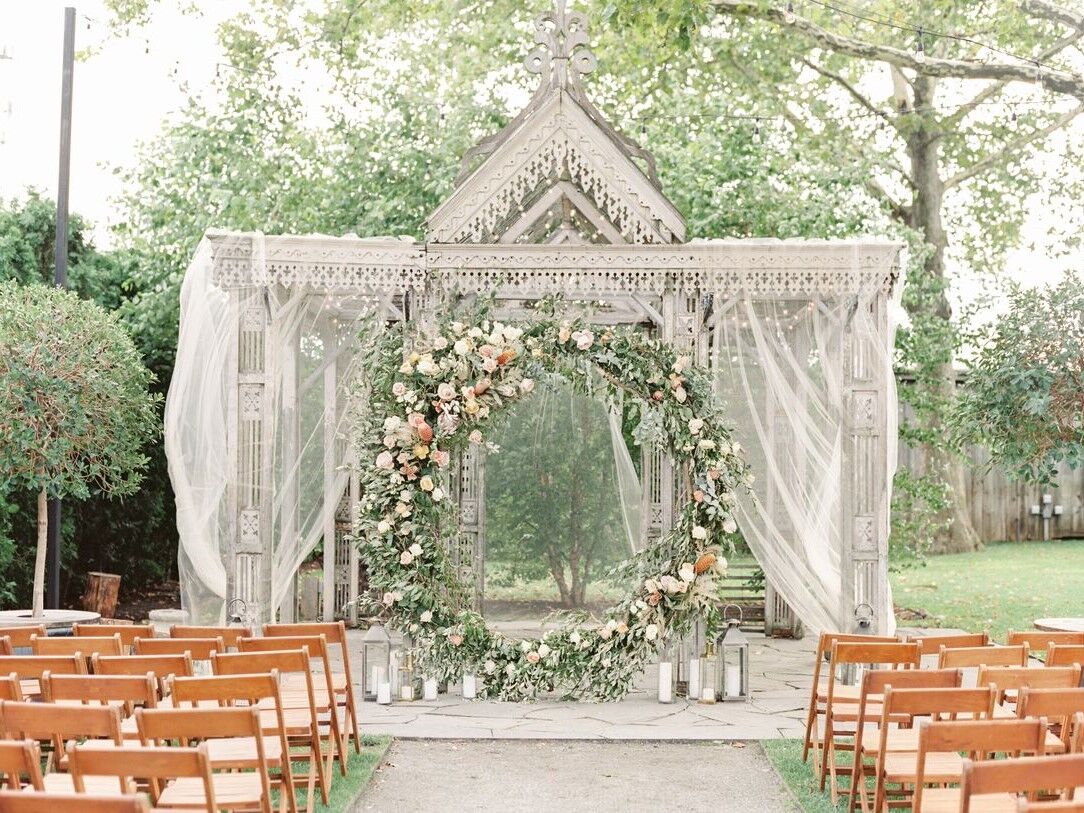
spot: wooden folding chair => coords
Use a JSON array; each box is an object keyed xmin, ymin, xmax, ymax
[
  {"xmin": 941, "ymin": 644, "xmax": 1031, "ymax": 671},
  {"xmin": 135, "ymin": 706, "xmax": 272, "ymax": 813},
  {"xmin": 170, "ymin": 671, "xmax": 299, "ymax": 813},
  {"xmin": 68, "ymin": 740, "xmax": 217, "ymax": 812},
  {"xmin": 866, "ymin": 685, "xmax": 998, "ymax": 813},
  {"xmin": 908, "ymin": 632, "xmax": 990, "ymax": 657},
  {"xmin": 959, "ymin": 753, "xmax": 1084, "ymax": 812},
  {"xmin": 0, "ymin": 739, "xmax": 45, "ymax": 790},
  {"xmin": 820, "ymin": 641, "xmax": 920, "ymax": 804},
  {"xmin": 0, "ymin": 699, "xmax": 124, "ymax": 786},
  {"xmin": 264, "ymin": 621, "xmax": 361, "ymax": 754},
  {"xmin": 980, "ymin": 666, "xmax": 1083, "ymax": 716},
  {"xmin": 43, "ymin": 672, "xmax": 158, "ymax": 739},
  {"xmin": 0, "ymin": 638, "xmax": 12, "ymax": 656},
  {"xmin": 171, "ymin": 625, "xmax": 252, "ymax": 651},
  {"xmin": 0, "ymin": 626, "xmax": 47, "ymax": 651},
  {"xmin": 802, "ymin": 632, "xmax": 898, "ymax": 764},
  {"xmin": 1017, "ymin": 800, "xmax": 1084, "ymax": 812},
  {"xmin": 74, "ymin": 624, "xmax": 154, "ymax": 654},
  {"xmin": 847, "ymin": 669, "xmax": 963, "ymax": 813},
  {"xmin": 0, "ymin": 673, "xmax": 24, "ymax": 703},
  {"xmin": 212, "ymin": 649, "xmax": 331, "ymax": 808},
  {"xmin": 31, "ymin": 634, "xmax": 122, "ymax": 659},
  {"xmin": 238, "ymin": 635, "xmax": 347, "ymax": 773},
  {"xmin": 0, "ymin": 655, "xmax": 87, "ymax": 700},
  {"xmin": 1017, "ymin": 688, "xmax": 1084, "ymax": 752},
  {"xmin": 135, "ymin": 636, "xmax": 224, "ymax": 662},
  {"xmin": 0, "ymin": 791, "xmax": 150, "ymax": 812},
  {"xmin": 1009, "ymin": 631, "xmax": 1084, "ymax": 653},
  {"xmin": 910, "ymin": 718, "xmax": 1048, "ymax": 812},
  {"xmin": 1047, "ymin": 646, "xmax": 1084, "ymax": 670}
]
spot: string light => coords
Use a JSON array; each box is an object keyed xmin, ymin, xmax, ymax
[
  {"xmin": 783, "ymin": 1, "xmax": 795, "ymax": 24},
  {"xmin": 914, "ymin": 29, "xmax": 925, "ymax": 64}
]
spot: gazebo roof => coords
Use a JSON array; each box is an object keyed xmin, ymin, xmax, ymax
[{"xmin": 426, "ymin": 0, "xmax": 685, "ymax": 246}]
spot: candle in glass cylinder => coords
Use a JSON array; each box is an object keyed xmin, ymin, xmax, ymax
[
  {"xmin": 657, "ymin": 661, "xmax": 673, "ymax": 703},
  {"xmin": 377, "ymin": 681, "xmax": 392, "ymax": 705},
  {"xmin": 700, "ymin": 685, "xmax": 716, "ymax": 704},
  {"xmin": 462, "ymin": 673, "xmax": 477, "ymax": 699},
  {"xmin": 725, "ymin": 668, "xmax": 741, "ymax": 699},
  {"xmin": 400, "ymin": 683, "xmax": 414, "ymax": 701},
  {"xmin": 423, "ymin": 677, "xmax": 438, "ymax": 701},
  {"xmin": 688, "ymin": 656, "xmax": 701, "ymax": 699}
]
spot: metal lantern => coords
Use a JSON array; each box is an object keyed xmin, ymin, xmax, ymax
[
  {"xmin": 226, "ymin": 597, "xmax": 247, "ymax": 627},
  {"xmin": 839, "ymin": 602, "xmax": 876, "ymax": 685},
  {"xmin": 687, "ymin": 619, "xmax": 706, "ymax": 700},
  {"xmin": 698, "ymin": 640, "xmax": 718, "ymax": 704},
  {"xmin": 360, "ymin": 622, "xmax": 392, "ymax": 702},
  {"xmin": 716, "ymin": 604, "xmax": 750, "ymax": 702}
]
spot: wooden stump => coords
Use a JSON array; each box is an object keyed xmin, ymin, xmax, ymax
[{"xmin": 81, "ymin": 572, "xmax": 121, "ymax": 618}]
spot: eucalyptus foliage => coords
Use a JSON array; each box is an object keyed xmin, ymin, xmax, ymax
[
  {"xmin": 0, "ymin": 282, "xmax": 160, "ymax": 615},
  {"xmin": 953, "ymin": 273, "xmax": 1084, "ymax": 486},
  {"xmin": 353, "ymin": 301, "xmax": 750, "ymax": 700}
]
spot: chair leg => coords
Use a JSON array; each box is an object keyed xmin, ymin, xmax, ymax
[
  {"xmin": 347, "ymin": 695, "xmax": 361, "ymax": 754},
  {"xmin": 802, "ymin": 696, "xmax": 818, "ymax": 762},
  {"xmin": 819, "ymin": 715, "xmax": 833, "ymax": 791}
]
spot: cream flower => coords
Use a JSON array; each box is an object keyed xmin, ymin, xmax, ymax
[
  {"xmin": 409, "ymin": 542, "xmax": 423, "ymax": 556},
  {"xmin": 645, "ymin": 624, "xmax": 659, "ymax": 641},
  {"xmin": 400, "ymin": 550, "xmax": 414, "ymax": 565},
  {"xmin": 484, "ymin": 659, "xmax": 497, "ymax": 674},
  {"xmin": 673, "ymin": 355, "xmax": 690, "ymax": 373},
  {"xmin": 558, "ymin": 324, "xmax": 572, "ymax": 343},
  {"xmin": 468, "ymin": 327, "xmax": 483, "ymax": 338},
  {"xmin": 453, "ymin": 338, "xmax": 472, "ymax": 355},
  {"xmin": 417, "ymin": 355, "xmax": 439, "ymax": 376},
  {"xmin": 644, "ymin": 578, "xmax": 659, "ymax": 593},
  {"xmin": 437, "ymin": 382, "xmax": 457, "ymax": 401},
  {"xmin": 615, "ymin": 622, "xmax": 628, "ymax": 635},
  {"xmin": 376, "ymin": 520, "xmax": 391, "ymax": 534},
  {"xmin": 688, "ymin": 418, "xmax": 704, "ymax": 435},
  {"xmin": 571, "ymin": 330, "xmax": 594, "ymax": 350},
  {"xmin": 674, "ymin": 385, "xmax": 687, "ymax": 403},
  {"xmin": 398, "ymin": 361, "xmax": 413, "ymax": 374},
  {"xmin": 723, "ymin": 517, "xmax": 738, "ymax": 534},
  {"xmin": 419, "ymin": 475, "xmax": 435, "ymax": 492},
  {"xmin": 431, "ymin": 449, "xmax": 450, "ymax": 467},
  {"xmin": 375, "ymin": 451, "xmax": 394, "ymax": 470},
  {"xmin": 481, "ymin": 357, "xmax": 498, "ymax": 373},
  {"xmin": 520, "ymin": 640, "xmax": 532, "ymax": 653},
  {"xmin": 691, "ymin": 525, "xmax": 708, "ymax": 540},
  {"xmin": 569, "ymin": 630, "xmax": 581, "ymax": 644},
  {"xmin": 420, "ymin": 610, "xmax": 433, "ymax": 623},
  {"xmin": 433, "ymin": 336, "xmax": 449, "ymax": 351},
  {"xmin": 469, "ymin": 429, "xmax": 483, "ymax": 444},
  {"xmin": 383, "ymin": 416, "xmax": 403, "ymax": 432},
  {"xmin": 432, "ymin": 487, "xmax": 445, "ymax": 502},
  {"xmin": 519, "ymin": 378, "xmax": 535, "ymax": 394},
  {"xmin": 392, "ymin": 382, "xmax": 407, "ymax": 397},
  {"xmin": 678, "ymin": 563, "xmax": 696, "ymax": 582},
  {"xmin": 537, "ymin": 643, "xmax": 551, "ymax": 658}
]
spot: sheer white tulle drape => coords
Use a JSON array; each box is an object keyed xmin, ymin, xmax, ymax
[
  {"xmin": 166, "ymin": 233, "xmax": 375, "ymax": 623},
  {"xmin": 710, "ymin": 277, "xmax": 900, "ymax": 635}
]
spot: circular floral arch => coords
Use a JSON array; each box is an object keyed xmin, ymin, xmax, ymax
[{"xmin": 354, "ymin": 303, "xmax": 753, "ymax": 701}]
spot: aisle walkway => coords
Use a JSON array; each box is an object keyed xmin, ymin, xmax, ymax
[
  {"xmin": 354, "ymin": 740, "xmax": 797, "ymax": 812},
  {"xmin": 343, "ymin": 631, "xmax": 813, "ymax": 740}
]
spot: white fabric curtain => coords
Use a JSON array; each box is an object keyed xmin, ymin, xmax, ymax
[
  {"xmin": 166, "ymin": 233, "xmax": 377, "ymax": 623},
  {"xmin": 710, "ymin": 275, "xmax": 899, "ymax": 635}
]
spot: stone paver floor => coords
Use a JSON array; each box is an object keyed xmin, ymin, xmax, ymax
[
  {"xmin": 354, "ymin": 739, "xmax": 797, "ymax": 812},
  {"xmin": 333, "ymin": 629, "xmax": 814, "ymax": 741}
]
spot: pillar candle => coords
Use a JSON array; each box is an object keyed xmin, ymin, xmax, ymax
[
  {"xmin": 400, "ymin": 684, "xmax": 414, "ymax": 701},
  {"xmin": 688, "ymin": 657, "xmax": 701, "ymax": 699},
  {"xmin": 725, "ymin": 669, "xmax": 741, "ymax": 698},
  {"xmin": 657, "ymin": 661, "xmax": 673, "ymax": 703},
  {"xmin": 700, "ymin": 686, "xmax": 716, "ymax": 704},
  {"xmin": 376, "ymin": 681, "xmax": 392, "ymax": 705},
  {"xmin": 423, "ymin": 677, "xmax": 438, "ymax": 701},
  {"xmin": 462, "ymin": 673, "xmax": 477, "ymax": 699}
]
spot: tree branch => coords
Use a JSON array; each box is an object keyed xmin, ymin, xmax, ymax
[
  {"xmin": 943, "ymin": 102, "xmax": 1084, "ymax": 189},
  {"xmin": 801, "ymin": 57, "xmax": 894, "ymax": 126},
  {"xmin": 942, "ymin": 28, "xmax": 1084, "ymax": 129},
  {"xmin": 712, "ymin": 0, "xmax": 1084, "ymax": 100},
  {"xmin": 1023, "ymin": 0, "xmax": 1084, "ymax": 33}
]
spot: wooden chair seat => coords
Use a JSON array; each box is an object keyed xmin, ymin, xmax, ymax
[
  {"xmin": 918, "ymin": 787, "xmax": 1018, "ymax": 813},
  {"xmin": 262, "ymin": 689, "xmax": 333, "ymax": 712},
  {"xmin": 41, "ymin": 773, "xmax": 128, "ymax": 795},
  {"xmin": 283, "ymin": 672, "xmax": 347, "ymax": 693},
  {"xmin": 204, "ymin": 736, "xmax": 283, "ymax": 768},
  {"xmin": 157, "ymin": 772, "xmax": 265, "ymax": 809},
  {"xmin": 883, "ymin": 750, "xmax": 964, "ymax": 783},
  {"xmin": 859, "ymin": 726, "xmax": 920, "ymax": 753}
]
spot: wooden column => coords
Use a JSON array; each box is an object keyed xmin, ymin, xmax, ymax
[
  {"xmin": 322, "ymin": 320, "xmax": 340, "ymax": 621},
  {"xmin": 278, "ymin": 308, "xmax": 301, "ymax": 622}
]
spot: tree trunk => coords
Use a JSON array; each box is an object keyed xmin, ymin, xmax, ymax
[
  {"xmin": 33, "ymin": 488, "xmax": 48, "ymax": 618},
  {"xmin": 906, "ymin": 76, "xmax": 982, "ymax": 555}
]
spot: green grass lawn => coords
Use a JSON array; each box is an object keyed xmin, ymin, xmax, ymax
[
  {"xmin": 762, "ymin": 739, "xmax": 847, "ymax": 813},
  {"xmin": 890, "ymin": 538, "xmax": 1084, "ymax": 642},
  {"xmin": 280, "ymin": 735, "xmax": 391, "ymax": 812}
]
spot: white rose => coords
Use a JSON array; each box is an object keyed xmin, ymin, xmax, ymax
[
  {"xmin": 673, "ymin": 355, "xmax": 690, "ymax": 373},
  {"xmin": 400, "ymin": 550, "xmax": 414, "ymax": 566},
  {"xmin": 420, "ymin": 610, "xmax": 433, "ymax": 623},
  {"xmin": 419, "ymin": 475, "xmax": 435, "ymax": 492},
  {"xmin": 451, "ymin": 321, "xmax": 464, "ymax": 334},
  {"xmin": 569, "ymin": 630, "xmax": 581, "ymax": 644},
  {"xmin": 505, "ymin": 663, "xmax": 516, "ymax": 677},
  {"xmin": 572, "ymin": 330, "xmax": 594, "ymax": 350},
  {"xmin": 468, "ymin": 327, "xmax": 483, "ymax": 338},
  {"xmin": 484, "ymin": 659, "xmax": 497, "ymax": 674},
  {"xmin": 482, "ymin": 357, "xmax": 498, "ymax": 373},
  {"xmin": 383, "ymin": 416, "xmax": 403, "ymax": 433},
  {"xmin": 417, "ymin": 356, "xmax": 438, "ymax": 376},
  {"xmin": 504, "ymin": 325, "xmax": 523, "ymax": 341},
  {"xmin": 437, "ymin": 382, "xmax": 457, "ymax": 401},
  {"xmin": 400, "ymin": 489, "xmax": 414, "ymax": 502},
  {"xmin": 520, "ymin": 640, "xmax": 532, "ymax": 653},
  {"xmin": 433, "ymin": 336, "xmax": 449, "ymax": 351},
  {"xmin": 469, "ymin": 430, "xmax": 483, "ymax": 444},
  {"xmin": 537, "ymin": 643, "xmax": 551, "ymax": 658},
  {"xmin": 674, "ymin": 385, "xmax": 687, "ymax": 403},
  {"xmin": 376, "ymin": 520, "xmax": 391, "ymax": 534},
  {"xmin": 723, "ymin": 517, "xmax": 738, "ymax": 534},
  {"xmin": 519, "ymin": 378, "xmax": 535, "ymax": 394},
  {"xmin": 679, "ymin": 563, "xmax": 696, "ymax": 582},
  {"xmin": 398, "ymin": 361, "xmax": 413, "ymax": 374},
  {"xmin": 409, "ymin": 542, "xmax": 423, "ymax": 556},
  {"xmin": 645, "ymin": 624, "xmax": 659, "ymax": 641},
  {"xmin": 691, "ymin": 525, "xmax": 708, "ymax": 540},
  {"xmin": 454, "ymin": 338, "xmax": 471, "ymax": 355},
  {"xmin": 598, "ymin": 626, "xmax": 612, "ymax": 640},
  {"xmin": 698, "ymin": 439, "xmax": 716, "ymax": 451},
  {"xmin": 432, "ymin": 487, "xmax": 444, "ymax": 502},
  {"xmin": 688, "ymin": 418, "xmax": 704, "ymax": 435},
  {"xmin": 644, "ymin": 578, "xmax": 659, "ymax": 593}
]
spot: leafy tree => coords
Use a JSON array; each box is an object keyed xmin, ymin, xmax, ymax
[
  {"xmin": 0, "ymin": 282, "xmax": 160, "ymax": 616},
  {"xmin": 953, "ymin": 272, "xmax": 1084, "ymax": 485},
  {"xmin": 486, "ymin": 381, "xmax": 631, "ymax": 608}
]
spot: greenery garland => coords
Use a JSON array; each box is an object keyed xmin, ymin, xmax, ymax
[{"xmin": 352, "ymin": 301, "xmax": 754, "ymax": 701}]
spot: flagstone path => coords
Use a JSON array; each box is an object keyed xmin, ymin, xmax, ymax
[{"xmin": 353, "ymin": 739, "xmax": 797, "ymax": 812}]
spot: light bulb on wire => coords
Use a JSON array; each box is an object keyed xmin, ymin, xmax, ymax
[
  {"xmin": 915, "ymin": 30, "xmax": 926, "ymax": 64},
  {"xmin": 783, "ymin": 1, "xmax": 795, "ymax": 23}
]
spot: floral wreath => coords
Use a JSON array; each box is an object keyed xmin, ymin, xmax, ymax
[{"xmin": 353, "ymin": 301, "xmax": 754, "ymax": 701}]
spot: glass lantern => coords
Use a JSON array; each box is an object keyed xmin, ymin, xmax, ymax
[
  {"xmin": 716, "ymin": 605, "xmax": 750, "ymax": 702},
  {"xmin": 687, "ymin": 620, "xmax": 706, "ymax": 700},
  {"xmin": 657, "ymin": 640, "xmax": 676, "ymax": 704},
  {"xmin": 838, "ymin": 602, "xmax": 876, "ymax": 685},
  {"xmin": 675, "ymin": 635, "xmax": 689, "ymax": 698},
  {"xmin": 361, "ymin": 622, "xmax": 392, "ymax": 702}
]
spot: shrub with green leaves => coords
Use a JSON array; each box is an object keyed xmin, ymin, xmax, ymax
[
  {"xmin": 953, "ymin": 273, "xmax": 1084, "ymax": 485},
  {"xmin": 0, "ymin": 281, "xmax": 160, "ymax": 615}
]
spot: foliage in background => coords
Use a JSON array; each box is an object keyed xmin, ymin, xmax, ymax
[
  {"xmin": 0, "ymin": 281, "xmax": 160, "ymax": 614},
  {"xmin": 953, "ymin": 273, "xmax": 1084, "ymax": 485},
  {"xmin": 0, "ymin": 193, "xmax": 173, "ymax": 606},
  {"xmin": 487, "ymin": 380, "xmax": 632, "ymax": 608}
]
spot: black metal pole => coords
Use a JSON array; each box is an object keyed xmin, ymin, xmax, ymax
[{"xmin": 46, "ymin": 6, "xmax": 76, "ymax": 611}]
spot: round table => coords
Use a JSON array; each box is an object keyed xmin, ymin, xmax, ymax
[
  {"xmin": 1033, "ymin": 617, "xmax": 1084, "ymax": 633},
  {"xmin": 0, "ymin": 609, "xmax": 101, "ymax": 630}
]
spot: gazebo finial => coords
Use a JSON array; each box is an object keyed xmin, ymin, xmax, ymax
[{"xmin": 524, "ymin": 0, "xmax": 597, "ymax": 90}]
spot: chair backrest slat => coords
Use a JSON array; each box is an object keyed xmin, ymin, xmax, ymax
[
  {"xmin": 863, "ymin": 667, "xmax": 962, "ymax": 695},
  {"xmin": 68, "ymin": 741, "xmax": 215, "ymax": 811},
  {"xmin": 1047, "ymin": 645, "xmax": 1084, "ymax": 669},
  {"xmin": 0, "ymin": 791, "xmax": 150, "ymax": 812},
  {"xmin": 920, "ymin": 718, "xmax": 1046, "ymax": 755},
  {"xmin": 170, "ymin": 671, "xmax": 279, "ymax": 705},
  {"xmin": 136, "ymin": 705, "xmax": 262, "ymax": 742},
  {"xmin": 979, "ymin": 666, "xmax": 1082, "ymax": 704},
  {"xmin": 1008, "ymin": 631, "xmax": 1084, "ymax": 651},
  {"xmin": 882, "ymin": 686, "xmax": 997, "ymax": 719},
  {"xmin": 0, "ymin": 655, "xmax": 86, "ymax": 679},
  {"xmin": 0, "ymin": 627, "xmax": 47, "ymax": 650},
  {"xmin": 961, "ymin": 753, "xmax": 1084, "ymax": 809},
  {"xmin": 0, "ymin": 740, "xmax": 44, "ymax": 791},
  {"xmin": 908, "ymin": 632, "xmax": 990, "ymax": 655},
  {"xmin": 73, "ymin": 624, "xmax": 154, "ymax": 653},
  {"xmin": 170, "ymin": 625, "xmax": 251, "ymax": 650},
  {"xmin": 44, "ymin": 673, "xmax": 157, "ymax": 709},
  {"xmin": 135, "ymin": 637, "xmax": 224, "ymax": 660},
  {"xmin": 31, "ymin": 635, "xmax": 122, "ymax": 658},
  {"xmin": 940, "ymin": 644, "xmax": 1030, "ymax": 669}
]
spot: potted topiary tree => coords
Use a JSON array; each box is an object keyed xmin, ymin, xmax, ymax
[{"xmin": 0, "ymin": 281, "xmax": 160, "ymax": 617}]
